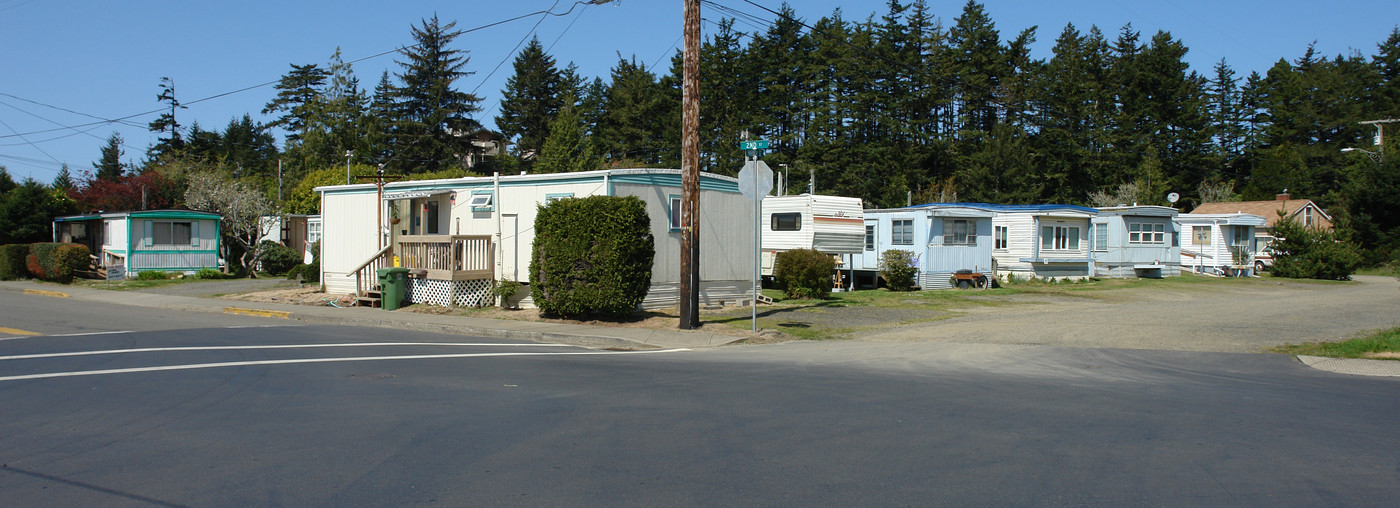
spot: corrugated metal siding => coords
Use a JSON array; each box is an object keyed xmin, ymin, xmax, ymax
[
  {"xmin": 130, "ymin": 252, "xmax": 218, "ymax": 271},
  {"xmin": 642, "ymin": 280, "xmax": 752, "ymax": 310},
  {"xmin": 617, "ymin": 182, "xmax": 754, "ymax": 285}
]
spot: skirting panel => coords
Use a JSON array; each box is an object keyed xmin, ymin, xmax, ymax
[{"xmin": 407, "ymin": 278, "xmax": 494, "ymax": 308}]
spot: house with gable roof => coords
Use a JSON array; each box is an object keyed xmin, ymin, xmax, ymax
[{"xmin": 1189, "ymin": 191, "xmax": 1331, "ymax": 271}]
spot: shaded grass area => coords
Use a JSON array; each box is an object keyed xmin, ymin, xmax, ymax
[
  {"xmin": 1270, "ymin": 327, "xmax": 1400, "ymax": 359},
  {"xmin": 69, "ymin": 274, "xmax": 268, "ymax": 291}
]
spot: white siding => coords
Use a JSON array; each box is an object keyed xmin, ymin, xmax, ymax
[{"xmin": 322, "ymin": 191, "xmax": 382, "ymax": 295}]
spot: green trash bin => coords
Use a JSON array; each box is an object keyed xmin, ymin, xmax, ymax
[{"xmin": 376, "ymin": 267, "xmax": 410, "ymax": 310}]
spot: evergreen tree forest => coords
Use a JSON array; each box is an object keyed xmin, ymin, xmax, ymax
[{"xmin": 21, "ymin": 3, "xmax": 1400, "ymax": 266}]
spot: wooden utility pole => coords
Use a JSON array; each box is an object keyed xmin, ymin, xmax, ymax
[{"xmin": 679, "ymin": 0, "xmax": 701, "ymax": 329}]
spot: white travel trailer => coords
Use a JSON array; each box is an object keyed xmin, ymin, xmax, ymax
[{"xmin": 759, "ymin": 194, "xmax": 865, "ymax": 277}]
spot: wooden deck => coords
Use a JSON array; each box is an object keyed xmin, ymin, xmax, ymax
[{"xmin": 395, "ymin": 235, "xmax": 494, "ymax": 281}]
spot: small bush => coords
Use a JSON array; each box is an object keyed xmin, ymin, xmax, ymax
[
  {"xmin": 493, "ymin": 279, "xmax": 522, "ymax": 307},
  {"xmin": 0, "ymin": 244, "xmax": 29, "ymax": 280},
  {"xmin": 773, "ymin": 249, "xmax": 836, "ymax": 299},
  {"xmin": 284, "ymin": 262, "xmax": 319, "ymax": 283},
  {"xmin": 259, "ymin": 240, "xmax": 301, "ymax": 276},
  {"xmin": 137, "ymin": 270, "xmax": 171, "ymax": 280},
  {"xmin": 530, "ymin": 195, "xmax": 654, "ymax": 318},
  {"xmin": 879, "ymin": 249, "xmax": 919, "ymax": 292},
  {"xmin": 196, "ymin": 268, "xmax": 227, "ymax": 280}
]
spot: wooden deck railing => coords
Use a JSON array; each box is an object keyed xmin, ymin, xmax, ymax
[{"xmin": 396, "ymin": 235, "xmax": 494, "ymax": 281}]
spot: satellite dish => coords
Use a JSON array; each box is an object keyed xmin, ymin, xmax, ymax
[{"xmin": 1167, "ymin": 192, "xmax": 1180, "ymax": 204}]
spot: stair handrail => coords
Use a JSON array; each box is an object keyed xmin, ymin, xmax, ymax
[{"xmin": 347, "ymin": 245, "xmax": 393, "ymax": 296}]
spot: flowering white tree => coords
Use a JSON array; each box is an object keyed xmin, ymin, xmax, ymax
[{"xmin": 184, "ymin": 172, "xmax": 277, "ymax": 277}]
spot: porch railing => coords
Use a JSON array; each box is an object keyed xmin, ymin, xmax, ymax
[
  {"xmin": 396, "ymin": 235, "xmax": 494, "ymax": 281},
  {"xmin": 347, "ymin": 245, "xmax": 393, "ymax": 296}
]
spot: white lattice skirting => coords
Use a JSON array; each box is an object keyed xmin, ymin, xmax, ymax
[{"xmin": 406, "ymin": 278, "xmax": 494, "ymax": 308}]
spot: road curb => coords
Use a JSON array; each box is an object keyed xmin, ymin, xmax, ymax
[
  {"xmin": 223, "ymin": 307, "xmax": 292, "ymax": 319},
  {"xmin": 23, "ymin": 288, "xmax": 70, "ymax": 298}
]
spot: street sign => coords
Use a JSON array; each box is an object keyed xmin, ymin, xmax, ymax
[
  {"xmin": 737, "ymin": 160, "xmax": 774, "ymax": 200},
  {"xmin": 739, "ymin": 140, "xmax": 769, "ymax": 151}
]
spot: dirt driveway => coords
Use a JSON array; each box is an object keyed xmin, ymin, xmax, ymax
[{"xmin": 858, "ymin": 275, "xmax": 1400, "ymax": 353}]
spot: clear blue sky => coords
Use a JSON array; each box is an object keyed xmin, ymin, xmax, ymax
[{"xmin": 2, "ymin": 0, "xmax": 1396, "ymax": 183}]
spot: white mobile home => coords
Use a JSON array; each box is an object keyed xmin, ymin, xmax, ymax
[
  {"xmin": 53, "ymin": 210, "xmax": 222, "ymax": 277},
  {"xmin": 316, "ymin": 168, "xmax": 755, "ymax": 309},
  {"xmin": 1176, "ymin": 213, "xmax": 1267, "ymax": 276},
  {"xmin": 849, "ymin": 203, "xmax": 996, "ymax": 290},
  {"xmin": 1091, "ymin": 205, "xmax": 1181, "ymax": 278},
  {"xmin": 759, "ymin": 194, "xmax": 864, "ymax": 277},
  {"xmin": 981, "ymin": 203, "xmax": 1098, "ymax": 281}
]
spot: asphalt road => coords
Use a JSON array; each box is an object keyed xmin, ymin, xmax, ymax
[{"xmin": 2, "ymin": 292, "xmax": 1399, "ymax": 506}]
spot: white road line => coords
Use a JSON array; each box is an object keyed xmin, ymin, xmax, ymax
[
  {"xmin": 0, "ymin": 342, "xmax": 575, "ymax": 361},
  {"xmin": 0, "ymin": 348, "xmax": 691, "ymax": 382}
]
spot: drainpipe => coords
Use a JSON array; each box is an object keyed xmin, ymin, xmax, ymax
[{"xmin": 494, "ymin": 171, "xmax": 502, "ymax": 281}]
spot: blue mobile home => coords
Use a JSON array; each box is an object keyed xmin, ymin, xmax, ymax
[
  {"xmin": 1091, "ymin": 205, "xmax": 1181, "ymax": 278},
  {"xmin": 53, "ymin": 210, "xmax": 222, "ymax": 277},
  {"xmin": 850, "ymin": 204, "xmax": 995, "ymax": 290}
]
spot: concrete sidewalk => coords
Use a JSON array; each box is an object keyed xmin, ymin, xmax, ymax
[{"xmin": 0, "ymin": 280, "xmax": 746, "ymax": 350}]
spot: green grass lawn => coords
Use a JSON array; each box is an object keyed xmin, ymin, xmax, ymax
[
  {"xmin": 1270, "ymin": 327, "xmax": 1400, "ymax": 359},
  {"xmin": 710, "ymin": 274, "xmax": 1277, "ymax": 340}
]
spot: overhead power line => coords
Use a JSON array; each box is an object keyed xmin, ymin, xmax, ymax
[{"xmin": 0, "ymin": 0, "xmax": 611, "ymax": 143}]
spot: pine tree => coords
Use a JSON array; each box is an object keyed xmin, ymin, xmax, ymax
[
  {"xmin": 534, "ymin": 95, "xmax": 598, "ymax": 174},
  {"xmin": 263, "ymin": 63, "xmax": 329, "ymax": 145},
  {"xmin": 596, "ymin": 56, "xmax": 664, "ymax": 165},
  {"xmin": 52, "ymin": 163, "xmax": 74, "ymax": 192},
  {"xmin": 147, "ymin": 77, "xmax": 186, "ymax": 161},
  {"xmin": 496, "ymin": 36, "xmax": 566, "ymax": 164},
  {"xmin": 388, "ymin": 15, "xmax": 482, "ymax": 174},
  {"xmin": 949, "ymin": 0, "xmax": 1004, "ymax": 135},
  {"xmin": 94, "ymin": 132, "xmax": 126, "ymax": 182}
]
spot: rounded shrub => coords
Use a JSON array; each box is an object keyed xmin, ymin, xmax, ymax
[
  {"xmin": 529, "ymin": 195, "xmax": 654, "ymax": 318},
  {"xmin": 879, "ymin": 249, "xmax": 919, "ymax": 291},
  {"xmin": 52, "ymin": 244, "xmax": 91, "ymax": 283},
  {"xmin": 259, "ymin": 240, "xmax": 301, "ymax": 276},
  {"xmin": 773, "ymin": 248, "xmax": 836, "ymax": 299}
]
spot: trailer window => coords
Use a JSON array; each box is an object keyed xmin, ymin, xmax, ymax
[
  {"xmin": 771, "ymin": 213, "xmax": 801, "ymax": 231},
  {"xmin": 943, "ymin": 219, "xmax": 976, "ymax": 245}
]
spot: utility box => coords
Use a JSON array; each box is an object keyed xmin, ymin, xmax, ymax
[{"xmin": 376, "ymin": 267, "xmax": 410, "ymax": 310}]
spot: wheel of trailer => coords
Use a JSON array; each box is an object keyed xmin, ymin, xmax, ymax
[
  {"xmin": 957, "ymin": 279, "xmax": 972, "ymax": 289},
  {"xmin": 974, "ymin": 276, "xmax": 988, "ymax": 289}
]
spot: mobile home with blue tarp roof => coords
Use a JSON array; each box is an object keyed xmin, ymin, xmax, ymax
[{"xmin": 849, "ymin": 203, "xmax": 996, "ymax": 290}]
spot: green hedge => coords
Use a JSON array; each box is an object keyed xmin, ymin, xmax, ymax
[
  {"xmin": 0, "ymin": 244, "xmax": 28, "ymax": 280},
  {"xmin": 259, "ymin": 240, "xmax": 301, "ymax": 275},
  {"xmin": 773, "ymin": 248, "xmax": 836, "ymax": 299},
  {"xmin": 529, "ymin": 195, "xmax": 654, "ymax": 318},
  {"xmin": 24, "ymin": 242, "xmax": 89, "ymax": 283}
]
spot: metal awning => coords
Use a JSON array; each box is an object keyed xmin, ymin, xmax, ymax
[{"xmin": 382, "ymin": 190, "xmax": 450, "ymax": 201}]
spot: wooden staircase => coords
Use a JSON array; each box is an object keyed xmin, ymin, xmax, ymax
[{"xmin": 355, "ymin": 284, "xmax": 384, "ymax": 308}]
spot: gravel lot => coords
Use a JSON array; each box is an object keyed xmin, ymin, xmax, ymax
[{"xmin": 862, "ymin": 275, "xmax": 1400, "ymax": 353}]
